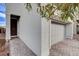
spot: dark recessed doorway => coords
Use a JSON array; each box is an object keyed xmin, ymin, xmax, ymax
[{"xmin": 10, "ymin": 14, "xmax": 20, "ymax": 37}]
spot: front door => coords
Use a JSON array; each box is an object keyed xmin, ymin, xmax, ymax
[
  {"xmin": 11, "ymin": 19, "xmax": 17, "ymax": 36},
  {"xmin": 10, "ymin": 15, "xmax": 20, "ymax": 36}
]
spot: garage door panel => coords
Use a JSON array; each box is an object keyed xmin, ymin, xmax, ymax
[{"xmin": 51, "ymin": 23, "xmax": 65, "ymax": 45}]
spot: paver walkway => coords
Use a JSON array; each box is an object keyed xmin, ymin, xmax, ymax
[
  {"xmin": 0, "ymin": 33, "xmax": 9, "ymax": 56},
  {"xmin": 1, "ymin": 33, "xmax": 79, "ymax": 56},
  {"xmin": 10, "ymin": 38, "xmax": 36, "ymax": 56},
  {"xmin": 50, "ymin": 35, "xmax": 79, "ymax": 56},
  {"xmin": 0, "ymin": 33, "xmax": 5, "ymax": 39}
]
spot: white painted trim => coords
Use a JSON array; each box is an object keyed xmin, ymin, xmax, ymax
[{"xmin": 49, "ymin": 20, "xmax": 51, "ymax": 49}]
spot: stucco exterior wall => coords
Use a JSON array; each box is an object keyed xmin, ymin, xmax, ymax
[
  {"xmin": 6, "ymin": 3, "xmax": 41, "ymax": 56},
  {"xmin": 6, "ymin": 13, "xmax": 10, "ymax": 40},
  {"xmin": 41, "ymin": 18, "xmax": 51, "ymax": 56}
]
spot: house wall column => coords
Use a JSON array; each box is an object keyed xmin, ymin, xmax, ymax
[
  {"xmin": 73, "ymin": 22, "xmax": 77, "ymax": 35},
  {"xmin": 41, "ymin": 18, "xmax": 50, "ymax": 56},
  {"xmin": 65, "ymin": 21, "xmax": 74, "ymax": 39},
  {"xmin": 6, "ymin": 13, "xmax": 11, "ymax": 41},
  {"xmin": 73, "ymin": 19, "xmax": 77, "ymax": 35}
]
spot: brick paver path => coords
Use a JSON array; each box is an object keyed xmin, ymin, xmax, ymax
[{"xmin": 50, "ymin": 35, "xmax": 79, "ymax": 56}]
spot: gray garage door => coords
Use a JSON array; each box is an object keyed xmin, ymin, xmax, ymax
[{"xmin": 51, "ymin": 23, "xmax": 65, "ymax": 45}]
